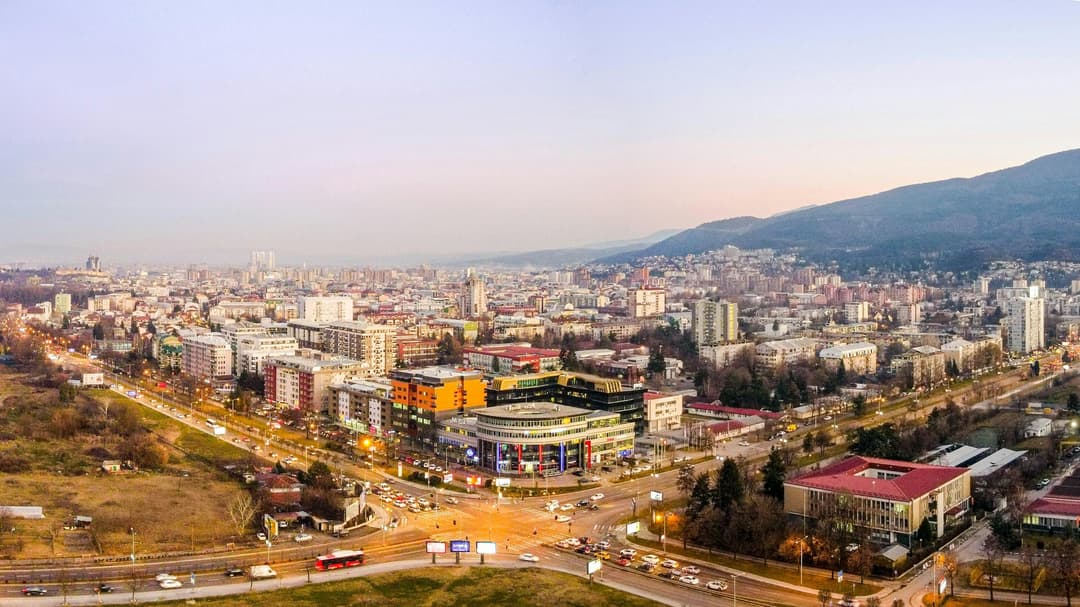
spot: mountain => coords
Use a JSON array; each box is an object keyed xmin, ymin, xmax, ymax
[
  {"xmin": 605, "ymin": 149, "xmax": 1080, "ymax": 269},
  {"xmin": 457, "ymin": 229, "xmax": 683, "ymax": 268}
]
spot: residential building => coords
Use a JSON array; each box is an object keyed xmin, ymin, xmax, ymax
[
  {"xmin": 940, "ymin": 339, "xmax": 975, "ymax": 373},
  {"xmin": 691, "ymin": 299, "xmax": 738, "ymax": 345},
  {"xmin": 390, "ymin": 366, "xmax": 486, "ymax": 448},
  {"xmin": 152, "ymin": 333, "xmax": 184, "ymax": 370},
  {"xmin": 844, "ymin": 301, "xmax": 871, "ymax": 324},
  {"xmin": 236, "ymin": 334, "xmax": 299, "ymax": 376},
  {"xmin": 643, "ymin": 392, "xmax": 683, "ymax": 433},
  {"xmin": 220, "ymin": 322, "xmax": 269, "ymax": 373},
  {"xmin": 755, "ymin": 338, "xmax": 819, "ymax": 370},
  {"xmin": 249, "ymin": 250, "xmax": 276, "ymax": 272},
  {"xmin": 264, "ymin": 352, "xmax": 368, "ymax": 412},
  {"xmin": 1005, "ymin": 296, "xmax": 1045, "ymax": 354},
  {"xmin": 395, "ymin": 335, "xmax": 440, "ymax": 367},
  {"xmin": 891, "ymin": 346, "xmax": 947, "ymax": 390},
  {"xmin": 460, "ymin": 270, "xmax": 488, "ymax": 318},
  {"xmin": 463, "ymin": 344, "xmax": 561, "ymax": 374},
  {"xmin": 329, "ymin": 377, "xmax": 394, "ymax": 438},
  {"xmin": 322, "ymin": 321, "xmax": 398, "ymax": 373},
  {"xmin": 486, "ymin": 371, "xmax": 646, "ymax": 434},
  {"xmin": 818, "ymin": 342, "xmax": 878, "ymax": 375},
  {"xmin": 785, "ymin": 456, "xmax": 971, "ymax": 547},
  {"xmin": 181, "ymin": 333, "xmax": 233, "ymax": 380},
  {"xmin": 698, "ymin": 342, "xmax": 755, "ymax": 368},
  {"xmin": 297, "ymin": 296, "xmax": 354, "ymax": 323},
  {"xmin": 287, "ymin": 319, "xmax": 325, "ymax": 350},
  {"xmin": 627, "ymin": 288, "xmax": 666, "ymax": 318},
  {"xmin": 54, "ymin": 293, "xmax": 72, "ymax": 315},
  {"xmin": 474, "ymin": 402, "xmax": 635, "ymax": 474}
]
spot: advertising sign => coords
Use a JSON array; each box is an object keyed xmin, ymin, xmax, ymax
[
  {"xmin": 466, "ymin": 447, "xmax": 476, "ymax": 459},
  {"xmin": 587, "ymin": 559, "xmax": 602, "ymax": 576},
  {"xmin": 443, "ymin": 473, "xmax": 454, "ymax": 483},
  {"xmin": 626, "ymin": 521, "xmax": 640, "ymax": 535},
  {"xmin": 475, "ymin": 541, "xmax": 497, "ymax": 555},
  {"xmin": 425, "ymin": 541, "xmax": 447, "ymax": 554},
  {"xmin": 450, "ymin": 540, "xmax": 471, "ymax": 553},
  {"xmin": 262, "ymin": 514, "xmax": 279, "ymax": 539},
  {"xmin": 494, "ymin": 477, "xmax": 511, "ymax": 488},
  {"xmin": 649, "ymin": 490, "xmax": 663, "ymax": 502}
]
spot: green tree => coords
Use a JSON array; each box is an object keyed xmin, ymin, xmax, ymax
[
  {"xmin": 92, "ymin": 323, "xmax": 105, "ymax": 340},
  {"xmin": 916, "ymin": 517, "xmax": 933, "ymax": 545},
  {"xmin": 851, "ymin": 394, "xmax": 867, "ymax": 416},
  {"xmin": 712, "ymin": 458, "xmax": 744, "ymax": 512},
  {"xmin": 687, "ymin": 473, "xmax": 712, "ymax": 517},
  {"xmin": 814, "ymin": 431, "xmax": 832, "ymax": 456},
  {"xmin": 761, "ymin": 448, "xmax": 787, "ymax": 502},
  {"xmin": 802, "ymin": 432, "xmax": 814, "ymax": 455},
  {"xmin": 1068, "ymin": 391, "xmax": 1080, "ymax": 414},
  {"xmin": 304, "ymin": 461, "xmax": 335, "ymax": 490},
  {"xmin": 647, "ymin": 346, "xmax": 666, "ymax": 377},
  {"xmin": 491, "ymin": 357, "xmax": 500, "ymax": 373}
]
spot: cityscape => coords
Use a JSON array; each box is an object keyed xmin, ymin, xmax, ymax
[{"xmin": 3, "ymin": 3, "xmax": 1080, "ymax": 607}]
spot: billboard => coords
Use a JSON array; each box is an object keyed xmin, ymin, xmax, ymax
[
  {"xmin": 626, "ymin": 521, "xmax": 640, "ymax": 535},
  {"xmin": 587, "ymin": 559, "xmax": 602, "ymax": 575},
  {"xmin": 443, "ymin": 473, "xmax": 454, "ymax": 483},
  {"xmin": 475, "ymin": 541, "xmax": 497, "ymax": 555},
  {"xmin": 425, "ymin": 541, "xmax": 447, "ymax": 554},
  {"xmin": 649, "ymin": 490, "xmax": 663, "ymax": 502},
  {"xmin": 494, "ymin": 477, "xmax": 511, "ymax": 488},
  {"xmin": 450, "ymin": 540, "xmax": 471, "ymax": 553},
  {"xmin": 262, "ymin": 514, "xmax": 279, "ymax": 539}
]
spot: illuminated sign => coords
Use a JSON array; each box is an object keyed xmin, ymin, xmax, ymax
[
  {"xmin": 626, "ymin": 521, "xmax": 640, "ymax": 535},
  {"xmin": 450, "ymin": 540, "xmax": 471, "ymax": 553},
  {"xmin": 443, "ymin": 473, "xmax": 454, "ymax": 483},
  {"xmin": 494, "ymin": 477, "xmax": 511, "ymax": 488},
  {"xmin": 475, "ymin": 541, "xmax": 497, "ymax": 555},
  {"xmin": 425, "ymin": 542, "xmax": 447, "ymax": 554},
  {"xmin": 650, "ymin": 490, "xmax": 663, "ymax": 502}
]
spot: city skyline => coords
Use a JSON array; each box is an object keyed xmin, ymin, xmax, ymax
[{"xmin": 3, "ymin": 1, "xmax": 1080, "ymax": 265}]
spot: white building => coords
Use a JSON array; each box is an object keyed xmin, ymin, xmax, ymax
[
  {"xmin": 628, "ymin": 288, "xmax": 666, "ymax": 318},
  {"xmin": 236, "ymin": 335, "xmax": 299, "ymax": 376},
  {"xmin": 941, "ymin": 338, "xmax": 975, "ymax": 373},
  {"xmin": 691, "ymin": 299, "xmax": 738, "ymax": 345},
  {"xmin": 460, "ymin": 270, "xmax": 488, "ymax": 318},
  {"xmin": 755, "ymin": 338, "xmax": 819, "ymax": 370},
  {"xmin": 699, "ymin": 342, "xmax": 755, "ymax": 368},
  {"xmin": 844, "ymin": 301, "xmax": 870, "ymax": 324},
  {"xmin": 322, "ymin": 321, "xmax": 398, "ymax": 373},
  {"xmin": 297, "ymin": 296, "xmax": 354, "ymax": 323},
  {"xmin": 1006, "ymin": 296, "xmax": 1045, "ymax": 354},
  {"xmin": 181, "ymin": 333, "xmax": 232, "ymax": 380},
  {"xmin": 818, "ymin": 342, "xmax": 878, "ymax": 375},
  {"xmin": 644, "ymin": 392, "xmax": 683, "ymax": 433}
]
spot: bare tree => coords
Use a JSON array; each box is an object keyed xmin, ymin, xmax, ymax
[
  {"xmin": 1052, "ymin": 538, "xmax": 1080, "ymax": 607},
  {"xmin": 1019, "ymin": 544, "xmax": 1043, "ymax": 605},
  {"xmin": 818, "ymin": 588, "xmax": 832, "ymax": 607},
  {"xmin": 981, "ymin": 534, "xmax": 1004, "ymax": 602},
  {"xmin": 226, "ymin": 492, "xmax": 257, "ymax": 538},
  {"xmin": 940, "ymin": 551, "xmax": 959, "ymax": 598}
]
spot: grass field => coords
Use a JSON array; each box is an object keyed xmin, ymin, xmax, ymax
[{"xmin": 152, "ymin": 566, "xmax": 665, "ymax": 607}]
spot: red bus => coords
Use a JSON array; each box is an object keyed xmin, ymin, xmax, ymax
[{"xmin": 314, "ymin": 549, "xmax": 365, "ymax": 570}]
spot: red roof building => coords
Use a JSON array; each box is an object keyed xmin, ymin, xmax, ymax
[{"xmin": 785, "ymin": 455, "xmax": 971, "ymax": 548}]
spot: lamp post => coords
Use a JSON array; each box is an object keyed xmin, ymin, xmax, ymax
[
  {"xmin": 731, "ymin": 572, "xmax": 739, "ymax": 607},
  {"xmin": 799, "ymin": 536, "xmax": 807, "ymax": 586},
  {"xmin": 129, "ymin": 528, "xmax": 136, "ymax": 603}
]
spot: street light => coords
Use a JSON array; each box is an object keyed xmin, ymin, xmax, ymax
[
  {"xmin": 129, "ymin": 528, "xmax": 137, "ymax": 603},
  {"xmin": 731, "ymin": 572, "xmax": 740, "ymax": 607},
  {"xmin": 799, "ymin": 535, "xmax": 809, "ymax": 586}
]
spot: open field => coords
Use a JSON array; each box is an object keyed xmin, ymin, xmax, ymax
[
  {"xmin": 0, "ymin": 368, "xmax": 254, "ymax": 558},
  {"xmin": 152, "ymin": 566, "xmax": 666, "ymax": 607}
]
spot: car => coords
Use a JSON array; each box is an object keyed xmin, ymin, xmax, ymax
[
  {"xmin": 556, "ymin": 540, "xmax": 571, "ymax": 548},
  {"xmin": 444, "ymin": 497, "xmax": 458, "ymax": 505},
  {"xmin": 616, "ymin": 557, "xmax": 633, "ymax": 566},
  {"xmin": 641, "ymin": 554, "xmax": 660, "ymax": 565},
  {"xmin": 560, "ymin": 503, "xmax": 575, "ymax": 511},
  {"xmin": 1038, "ymin": 478, "xmax": 1051, "ymax": 488},
  {"xmin": 590, "ymin": 493, "xmax": 605, "ymax": 501},
  {"xmin": 294, "ymin": 533, "xmax": 313, "ymax": 542},
  {"xmin": 658, "ymin": 570, "xmax": 680, "ymax": 580},
  {"xmin": 637, "ymin": 562, "xmax": 657, "ymax": 572},
  {"xmin": 823, "ymin": 415, "xmax": 833, "ymax": 421},
  {"xmin": 159, "ymin": 579, "xmax": 183, "ymax": 589},
  {"xmin": 595, "ymin": 540, "xmax": 611, "ymax": 550},
  {"xmin": 738, "ymin": 440, "xmax": 751, "ymax": 447},
  {"xmin": 596, "ymin": 551, "xmax": 611, "ymax": 560},
  {"xmin": 680, "ymin": 575, "xmax": 700, "ymax": 585},
  {"xmin": 224, "ymin": 567, "xmax": 245, "ymax": 577},
  {"xmin": 555, "ymin": 514, "xmax": 571, "ymax": 523},
  {"xmin": 575, "ymin": 545, "xmax": 591, "ymax": 554},
  {"xmin": 96, "ymin": 583, "xmax": 116, "ymax": 593},
  {"xmin": 257, "ymin": 532, "xmax": 267, "ymax": 541},
  {"xmin": 681, "ymin": 565, "xmax": 700, "ymax": 575},
  {"xmin": 845, "ymin": 543, "xmax": 861, "ymax": 552},
  {"xmin": 620, "ymin": 548, "xmax": 638, "ymax": 558},
  {"xmin": 589, "ymin": 504, "xmax": 600, "ymax": 511},
  {"xmin": 706, "ymin": 580, "xmax": 729, "ymax": 591},
  {"xmin": 660, "ymin": 559, "xmax": 679, "ymax": 569},
  {"xmin": 22, "ymin": 586, "xmax": 48, "ymax": 596},
  {"xmin": 576, "ymin": 499, "xmax": 591, "ymax": 507},
  {"xmin": 155, "ymin": 573, "xmax": 178, "ymax": 582},
  {"xmin": 519, "ymin": 553, "xmax": 540, "ymax": 562},
  {"xmin": 589, "ymin": 475, "xmax": 602, "ymax": 482}
]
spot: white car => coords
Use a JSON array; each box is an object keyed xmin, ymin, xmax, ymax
[
  {"xmin": 564, "ymin": 537, "xmax": 581, "ymax": 547},
  {"xmin": 560, "ymin": 503, "xmax": 575, "ymax": 511},
  {"xmin": 294, "ymin": 533, "xmax": 313, "ymax": 542},
  {"xmin": 590, "ymin": 493, "xmax": 604, "ymax": 501},
  {"xmin": 641, "ymin": 554, "xmax": 660, "ymax": 565},
  {"xmin": 158, "ymin": 579, "xmax": 183, "ymax": 589},
  {"xmin": 680, "ymin": 575, "xmax": 700, "ymax": 585},
  {"xmin": 444, "ymin": 497, "xmax": 458, "ymax": 505},
  {"xmin": 519, "ymin": 553, "xmax": 540, "ymax": 562},
  {"xmin": 681, "ymin": 565, "xmax": 700, "ymax": 575},
  {"xmin": 555, "ymin": 514, "xmax": 572, "ymax": 523},
  {"xmin": 660, "ymin": 559, "xmax": 679, "ymax": 569},
  {"xmin": 619, "ymin": 548, "xmax": 637, "ymax": 558},
  {"xmin": 738, "ymin": 441, "xmax": 751, "ymax": 447},
  {"xmin": 155, "ymin": 573, "xmax": 178, "ymax": 582},
  {"xmin": 706, "ymin": 580, "xmax": 729, "ymax": 591}
]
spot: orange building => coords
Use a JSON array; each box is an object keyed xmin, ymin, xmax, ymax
[{"xmin": 389, "ymin": 366, "xmax": 485, "ymax": 448}]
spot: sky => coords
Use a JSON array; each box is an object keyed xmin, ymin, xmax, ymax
[{"xmin": 2, "ymin": 0, "xmax": 1080, "ymax": 265}]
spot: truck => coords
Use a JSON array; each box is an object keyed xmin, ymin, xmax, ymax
[
  {"xmin": 212, "ymin": 426, "xmax": 226, "ymax": 436},
  {"xmin": 249, "ymin": 565, "xmax": 277, "ymax": 580}
]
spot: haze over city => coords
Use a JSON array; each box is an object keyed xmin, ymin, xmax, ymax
[{"xmin": 3, "ymin": 0, "xmax": 1080, "ymax": 265}]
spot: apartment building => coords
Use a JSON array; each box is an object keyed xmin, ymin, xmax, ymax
[
  {"xmin": 297, "ymin": 295, "xmax": 354, "ymax": 323},
  {"xmin": 691, "ymin": 299, "xmax": 738, "ymax": 345},
  {"xmin": 235, "ymin": 334, "xmax": 299, "ymax": 376},
  {"xmin": 322, "ymin": 321, "xmax": 398, "ymax": 373},
  {"xmin": 286, "ymin": 319, "xmax": 326, "ymax": 350},
  {"xmin": 755, "ymin": 338, "xmax": 819, "ymax": 370},
  {"xmin": 1005, "ymin": 296, "xmax": 1045, "ymax": 354},
  {"xmin": 328, "ymin": 377, "xmax": 394, "ymax": 437},
  {"xmin": 627, "ymin": 288, "xmax": 666, "ymax": 318},
  {"xmin": 463, "ymin": 344, "xmax": 561, "ymax": 374},
  {"xmin": 181, "ymin": 333, "xmax": 233, "ymax": 380},
  {"xmin": 818, "ymin": 342, "xmax": 878, "ymax": 375},
  {"xmin": 643, "ymin": 391, "xmax": 683, "ymax": 433},
  {"xmin": 264, "ymin": 352, "xmax": 368, "ymax": 412}
]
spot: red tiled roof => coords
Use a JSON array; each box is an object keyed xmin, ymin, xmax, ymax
[
  {"xmin": 707, "ymin": 420, "xmax": 746, "ymax": 433},
  {"xmin": 786, "ymin": 456, "xmax": 967, "ymax": 501},
  {"xmin": 686, "ymin": 402, "xmax": 783, "ymax": 419},
  {"xmin": 1026, "ymin": 497, "xmax": 1080, "ymax": 517}
]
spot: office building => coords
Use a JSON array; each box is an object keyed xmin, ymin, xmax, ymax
[
  {"xmin": 487, "ymin": 371, "xmax": 646, "ymax": 434},
  {"xmin": 389, "ymin": 367, "xmax": 486, "ymax": 448}
]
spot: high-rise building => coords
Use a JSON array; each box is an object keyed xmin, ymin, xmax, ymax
[
  {"xmin": 264, "ymin": 352, "xmax": 367, "ymax": 412},
  {"xmin": 181, "ymin": 333, "xmax": 233, "ymax": 379},
  {"xmin": 321, "ymin": 321, "xmax": 398, "ymax": 373},
  {"xmin": 235, "ymin": 335, "xmax": 299, "ymax": 376},
  {"xmin": 844, "ymin": 301, "xmax": 871, "ymax": 324},
  {"xmin": 691, "ymin": 299, "xmax": 738, "ymax": 345},
  {"xmin": 460, "ymin": 269, "xmax": 488, "ymax": 318},
  {"xmin": 249, "ymin": 250, "xmax": 276, "ymax": 272},
  {"xmin": 1005, "ymin": 296, "xmax": 1045, "ymax": 354},
  {"xmin": 85, "ymin": 255, "xmax": 100, "ymax": 272},
  {"xmin": 297, "ymin": 295, "xmax": 354, "ymax": 322},
  {"xmin": 627, "ymin": 288, "xmax": 666, "ymax": 318},
  {"xmin": 53, "ymin": 293, "xmax": 72, "ymax": 315}
]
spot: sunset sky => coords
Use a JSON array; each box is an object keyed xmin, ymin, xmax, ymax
[{"xmin": 3, "ymin": 1, "xmax": 1080, "ymax": 264}]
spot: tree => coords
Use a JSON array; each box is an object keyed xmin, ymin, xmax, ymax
[
  {"xmin": 1068, "ymin": 391, "xmax": 1080, "ymax": 414},
  {"xmin": 803, "ymin": 432, "xmax": 814, "ymax": 455},
  {"xmin": 1031, "ymin": 360, "xmax": 1041, "ymax": 377},
  {"xmin": 851, "ymin": 394, "xmax": 867, "ymax": 416},
  {"xmin": 304, "ymin": 460, "xmax": 335, "ymax": 490},
  {"xmin": 92, "ymin": 322, "xmax": 105, "ymax": 340},
  {"xmin": 940, "ymin": 551, "xmax": 959, "ymax": 598},
  {"xmin": 981, "ymin": 534, "xmax": 1004, "ymax": 601},
  {"xmin": 647, "ymin": 346, "xmax": 666, "ymax": 377},
  {"xmin": 915, "ymin": 517, "xmax": 933, "ymax": 546},
  {"xmin": 491, "ymin": 357, "xmax": 500, "ymax": 373},
  {"xmin": 687, "ymin": 473, "xmax": 712, "ymax": 517},
  {"xmin": 761, "ymin": 448, "xmax": 787, "ymax": 502},
  {"xmin": 818, "ymin": 588, "xmax": 832, "ymax": 607},
  {"xmin": 989, "ymin": 512, "xmax": 1021, "ymax": 551},
  {"xmin": 713, "ymin": 458, "xmax": 744, "ymax": 512},
  {"xmin": 1052, "ymin": 538, "xmax": 1080, "ymax": 607},
  {"xmin": 676, "ymin": 464, "xmax": 697, "ymax": 498},
  {"xmin": 814, "ymin": 431, "xmax": 832, "ymax": 456},
  {"xmin": 1020, "ymin": 544, "xmax": 1043, "ymax": 605},
  {"xmin": 226, "ymin": 492, "xmax": 257, "ymax": 537}
]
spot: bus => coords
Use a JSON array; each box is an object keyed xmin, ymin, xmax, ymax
[
  {"xmin": 206, "ymin": 418, "xmax": 219, "ymax": 428},
  {"xmin": 314, "ymin": 549, "xmax": 365, "ymax": 571}
]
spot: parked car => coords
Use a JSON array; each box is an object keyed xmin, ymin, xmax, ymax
[
  {"xmin": 444, "ymin": 497, "xmax": 458, "ymax": 505},
  {"xmin": 738, "ymin": 440, "xmax": 751, "ymax": 447},
  {"xmin": 155, "ymin": 573, "xmax": 178, "ymax": 582}
]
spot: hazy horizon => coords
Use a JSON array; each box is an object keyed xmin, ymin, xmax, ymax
[{"xmin": 3, "ymin": 1, "xmax": 1080, "ymax": 266}]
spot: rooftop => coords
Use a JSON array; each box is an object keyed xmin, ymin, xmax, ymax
[
  {"xmin": 787, "ymin": 455, "xmax": 968, "ymax": 501},
  {"xmin": 476, "ymin": 402, "xmax": 596, "ymax": 421}
]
